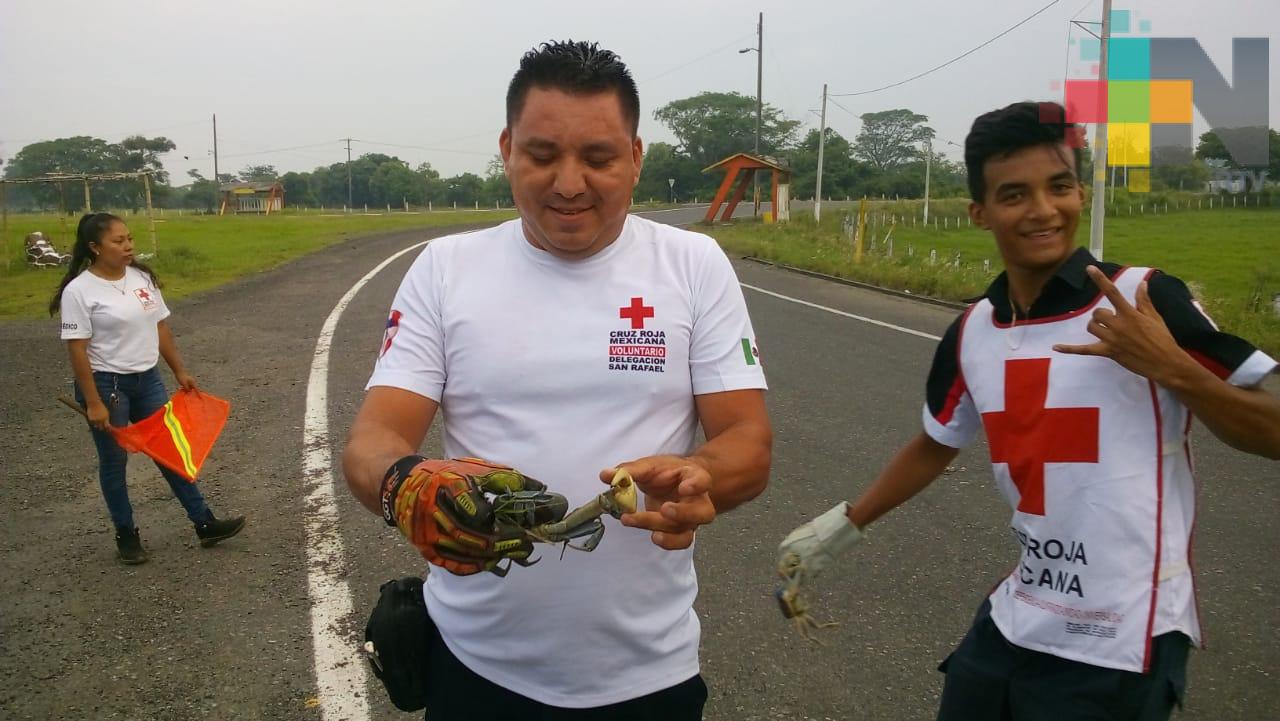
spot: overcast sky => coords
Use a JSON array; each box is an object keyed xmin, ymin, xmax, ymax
[{"xmin": 2, "ymin": 0, "xmax": 1275, "ymax": 182}]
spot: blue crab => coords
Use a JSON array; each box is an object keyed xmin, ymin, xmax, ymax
[{"xmin": 492, "ymin": 469, "xmax": 638, "ymax": 553}]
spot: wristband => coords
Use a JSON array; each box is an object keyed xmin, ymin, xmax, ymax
[{"xmin": 380, "ymin": 455, "xmax": 430, "ymax": 527}]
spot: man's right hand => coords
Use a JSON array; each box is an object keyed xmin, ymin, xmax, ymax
[{"xmin": 379, "ymin": 457, "xmax": 545, "ymax": 576}]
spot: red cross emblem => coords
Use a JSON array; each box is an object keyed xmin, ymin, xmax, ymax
[
  {"xmin": 619, "ymin": 297, "xmax": 654, "ymax": 329},
  {"xmin": 981, "ymin": 358, "xmax": 1099, "ymax": 516},
  {"xmin": 137, "ymin": 289, "xmax": 151, "ymax": 301}
]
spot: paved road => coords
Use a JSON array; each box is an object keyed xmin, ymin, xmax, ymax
[{"xmin": 0, "ymin": 211, "xmax": 1274, "ymax": 720}]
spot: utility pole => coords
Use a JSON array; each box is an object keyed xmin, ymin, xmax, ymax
[
  {"xmin": 923, "ymin": 136, "xmax": 932, "ymax": 225},
  {"xmin": 814, "ymin": 83, "xmax": 828, "ymax": 224},
  {"xmin": 1088, "ymin": 0, "xmax": 1113, "ymax": 260},
  {"xmin": 741, "ymin": 13, "xmax": 763, "ymax": 216},
  {"xmin": 212, "ymin": 113, "xmax": 220, "ymax": 186},
  {"xmin": 343, "ymin": 138, "xmax": 353, "ymax": 212},
  {"xmin": 754, "ymin": 12, "xmax": 763, "ymax": 216}
]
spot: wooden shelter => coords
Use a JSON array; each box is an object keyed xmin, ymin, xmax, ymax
[
  {"xmin": 219, "ymin": 180, "xmax": 284, "ymax": 215},
  {"xmin": 702, "ymin": 153, "xmax": 790, "ymax": 223}
]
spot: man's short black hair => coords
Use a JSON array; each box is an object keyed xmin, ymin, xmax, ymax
[
  {"xmin": 965, "ymin": 101, "xmax": 1084, "ymax": 202},
  {"xmin": 506, "ymin": 40, "xmax": 640, "ymax": 135}
]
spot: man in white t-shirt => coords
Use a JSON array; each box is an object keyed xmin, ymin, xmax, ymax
[{"xmin": 343, "ymin": 40, "xmax": 772, "ymax": 719}]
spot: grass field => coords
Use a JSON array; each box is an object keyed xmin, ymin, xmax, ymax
[
  {"xmin": 0, "ymin": 210, "xmax": 516, "ymax": 317},
  {"xmin": 706, "ymin": 203, "xmax": 1280, "ymax": 356}
]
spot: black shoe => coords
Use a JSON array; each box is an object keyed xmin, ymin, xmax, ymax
[
  {"xmin": 115, "ymin": 527, "xmax": 149, "ymax": 565},
  {"xmin": 195, "ymin": 514, "xmax": 246, "ymax": 548}
]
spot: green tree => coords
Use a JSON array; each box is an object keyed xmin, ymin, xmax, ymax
[
  {"xmin": 181, "ymin": 169, "xmax": 219, "ymax": 211},
  {"xmin": 1151, "ymin": 160, "xmax": 1212, "ymax": 192},
  {"xmin": 119, "ymin": 135, "xmax": 176, "ymax": 183},
  {"xmin": 852, "ymin": 110, "xmax": 933, "ymax": 171},
  {"xmin": 308, "ymin": 165, "xmax": 344, "ymax": 207},
  {"xmin": 653, "ymin": 91, "xmax": 800, "ymax": 169},
  {"xmin": 478, "ymin": 155, "xmax": 512, "ymax": 206},
  {"xmin": 279, "ymin": 171, "xmax": 314, "ymax": 207},
  {"xmin": 2, "ymin": 135, "xmax": 185, "ymax": 209},
  {"xmin": 370, "ymin": 160, "xmax": 424, "ymax": 206},
  {"xmin": 911, "ymin": 146, "xmax": 967, "ymax": 199},
  {"xmin": 238, "ymin": 164, "xmax": 279, "ymax": 182},
  {"xmin": 443, "ymin": 173, "xmax": 483, "ymax": 206},
  {"xmin": 1196, "ymin": 128, "xmax": 1280, "ymax": 178},
  {"xmin": 788, "ymin": 128, "xmax": 871, "ymax": 200},
  {"xmin": 634, "ymin": 142, "xmax": 705, "ymax": 202},
  {"xmin": 4, "ymin": 136, "xmax": 124, "ymax": 209},
  {"xmin": 416, "ymin": 162, "xmax": 447, "ymax": 204},
  {"xmin": 307, "ymin": 153, "xmax": 398, "ymax": 207}
]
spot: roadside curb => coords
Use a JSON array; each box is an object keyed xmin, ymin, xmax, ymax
[{"xmin": 741, "ymin": 256, "xmax": 970, "ymax": 311}]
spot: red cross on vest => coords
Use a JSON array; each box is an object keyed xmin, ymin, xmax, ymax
[
  {"xmin": 619, "ymin": 297, "xmax": 654, "ymax": 329},
  {"xmin": 981, "ymin": 358, "xmax": 1099, "ymax": 516},
  {"xmin": 137, "ymin": 289, "xmax": 151, "ymax": 301}
]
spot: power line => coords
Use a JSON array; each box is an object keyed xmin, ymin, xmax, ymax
[
  {"xmin": 353, "ymin": 139, "xmax": 494, "ymax": 157},
  {"xmin": 432, "ymin": 128, "xmax": 503, "ymax": 146},
  {"xmin": 220, "ymin": 148, "xmax": 342, "ymax": 170},
  {"xmin": 1071, "ymin": 0, "xmax": 1097, "ymax": 21},
  {"xmin": 766, "ymin": 47, "xmax": 797, "ymax": 126},
  {"xmin": 1060, "ymin": 0, "xmax": 1100, "ymax": 110},
  {"xmin": 637, "ymin": 31, "xmax": 756, "ymax": 84},
  {"xmin": 218, "ymin": 140, "xmax": 344, "ymax": 159},
  {"xmin": 828, "ymin": 97, "xmax": 858, "ymax": 117},
  {"xmin": 831, "ymin": 0, "xmax": 1064, "ymax": 97},
  {"xmin": 0, "ymin": 118, "xmax": 211, "ymax": 147}
]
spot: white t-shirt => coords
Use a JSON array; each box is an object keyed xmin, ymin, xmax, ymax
[
  {"xmin": 367, "ymin": 215, "xmax": 767, "ymax": 707},
  {"xmin": 59, "ymin": 266, "xmax": 170, "ymax": 373}
]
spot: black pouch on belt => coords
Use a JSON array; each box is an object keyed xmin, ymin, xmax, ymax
[{"xmin": 363, "ymin": 576, "xmax": 436, "ymax": 712}]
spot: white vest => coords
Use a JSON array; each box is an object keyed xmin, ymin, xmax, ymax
[{"xmin": 959, "ymin": 267, "xmax": 1199, "ymax": 673}]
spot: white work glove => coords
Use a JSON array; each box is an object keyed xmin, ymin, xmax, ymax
[
  {"xmin": 775, "ymin": 502, "xmax": 865, "ymax": 639},
  {"xmin": 777, "ymin": 501, "xmax": 864, "ymax": 579}
]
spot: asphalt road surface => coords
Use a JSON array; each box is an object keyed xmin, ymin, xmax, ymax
[{"xmin": 1, "ymin": 210, "xmax": 1274, "ymax": 720}]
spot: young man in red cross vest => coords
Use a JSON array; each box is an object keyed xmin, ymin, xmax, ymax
[{"xmin": 777, "ymin": 101, "xmax": 1280, "ymax": 721}]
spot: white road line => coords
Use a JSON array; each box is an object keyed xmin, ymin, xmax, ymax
[
  {"xmin": 740, "ymin": 283, "xmax": 943, "ymax": 341},
  {"xmin": 302, "ymin": 239, "xmax": 430, "ymax": 721}
]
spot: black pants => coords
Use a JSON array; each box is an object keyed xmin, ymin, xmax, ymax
[
  {"xmin": 422, "ymin": 632, "xmax": 708, "ymax": 721},
  {"xmin": 937, "ymin": 601, "xmax": 1189, "ymax": 721}
]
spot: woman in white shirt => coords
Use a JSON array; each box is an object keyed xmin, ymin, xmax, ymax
[{"xmin": 52, "ymin": 213, "xmax": 246, "ymax": 564}]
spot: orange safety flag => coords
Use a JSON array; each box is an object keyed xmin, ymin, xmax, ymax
[{"xmin": 111, "ymin": 390, "xmax": 231, "ymax": 482}]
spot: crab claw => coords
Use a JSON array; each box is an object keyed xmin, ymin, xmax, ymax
[
  {"xmin": 775, "ymin": 564, "xmax": 805, "ymax": 620},
  {"xmin": 774, "ymin": 562, "xmax": 837, "ymax": 643},
  {"xmin": 564, "ymin": 519, "xmax": 606, "ymax": 552},
  {"xmin": 604, "ymin": 468, "xmax": 638, "ymax": 517}
]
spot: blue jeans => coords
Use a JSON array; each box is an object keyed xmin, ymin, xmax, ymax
[{"xmin": 74, "ymin": 367, "xmax": 212, "ymax": 531}]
